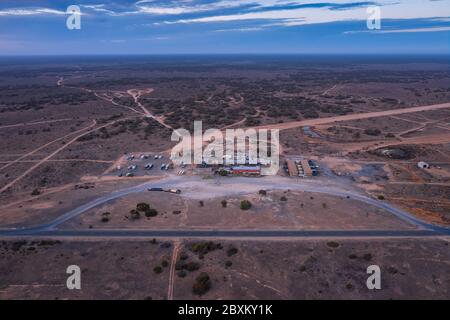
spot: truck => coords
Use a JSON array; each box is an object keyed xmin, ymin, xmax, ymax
[{"xmin": 148, "ymin": 187, "xmax": 164, "ymax": 192}]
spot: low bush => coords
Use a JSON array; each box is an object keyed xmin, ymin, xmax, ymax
[
  {"xmin": 145, "ymin": 208, "xmax": 158, "ymax": 217},
  {"xmin": 153, "ymin": 266, "xmax": 162, "ymax": 274},
  {"xmin": 240, "ymin": 200, "xmax": 252, "ymax": 210},
  {"xmin": 226, "ymin": 246, "xmax": 238, "ymax": 257},
  {"xmin": 136, "ymin": 203, "xmax": 150, "ymax": 212},
  {"xmin": 192, "ymin": 272, "xmax": 211, "ymax": 296}
]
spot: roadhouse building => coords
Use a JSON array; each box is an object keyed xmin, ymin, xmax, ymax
[{"xmin": 231, "ymin": 166, "xmax": 261, "ymax": 176}]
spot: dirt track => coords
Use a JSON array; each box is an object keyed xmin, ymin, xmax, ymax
[
  {"xmin": 254, "ymin": 102, "xmax": 450, "ymax": 131},
  {"xmin": 0, "ymin": 120, "xmax": 97, "ymax": 172},
  {"xmin": 0, "ymin": 118, "xmax": 73, "ymax": 130},
  {"xmin": 0, "ymin": 117, "xmax": 136, "ymax": 194},
  {"xmin": 167, "ymin": 241, "xmax": 181, "ymax": 300}
]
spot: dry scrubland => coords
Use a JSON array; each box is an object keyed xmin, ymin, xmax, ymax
[
  {"xmin": 0, "ymin": 57, "xmax": 449, "ymax": 300},
  {"xmin": 0, "ymin": 239, "xmax": 448, "ymax": 300}
]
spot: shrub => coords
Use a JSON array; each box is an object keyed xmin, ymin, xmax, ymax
[
  {"xmin": 185, "ymin": 261, "xmax": 201, "ymax": 272},
  {"xmin": 101, "ymin": 216, "xmax": 109, "ymax": 223},
  {"xmin": 136, "ymin": 203, "xmax": 150, "ymax": 212},
  {"xmin": 364, "ymin": 128, "xmax": 381, "ymax": 136},
  {"xmin": 221, "ymin": 200, "xmax": 227, "ymax": 208},
  {"xmin": 190, "ymin": 242, "xmax": 222, "ymax": 256},
  {"xmin": 363, "ymin": 253, "xmax": 372, "ymax": 261},
  {"xmin": 225, "ymin": 261, "xmax": 233, "ymax": 268},
  {"xmin": 378, "ymin": 195, "xmax": 385, "ymax": 200},
  {"xmin": 161, "ymin": 260, "xmax": 169, "ymax": 268},
  {"xmin": 31, "ymin": 189, "xmax": 41, "ymax": 196},
  {"xmin": 240, "ymin": 200, "xmax": 252, "ymax": 210},
  {"xmin": 145, "ymin": 208, "xmax": 158, "ymax": 217},
  {"xmin": 179, "ymin": 252, "xmax": 189, "ymax": 260},
  {"xmin": 199, "ymin": 201, "xmax": 204, "ymax": 207},
  {"xmin": 218, "ymin": 169, "xmax": 228, "ymax": 176},
  {"xmin": 177, "ymin": 270, "xmax": 187, "ymax": 278},
  {"xmin": 226, "ymin": 246, "xmax": 238, "ymax": 257},
  {"xmin": 280, "ymin": 196, "xmax": 287, "ymax": 201},
  {"xmin": 192, "ymin": 272, "xmax": 211, "ymax": 296},
  {"xmin": 327, "ymin": 241, "xmax": 340, "ymax": 248},
  {"xmin": 153, "ymin": 266, "xmax": 162, "ymax": 274},
  {"xmin": 258, "ymin": 190, "xmax": 267, "ymax": 196},
  {"xmin": 385, "ymin": 133, "xmax": 395, "ymax": 138},
  {"xmin": 130, "ymin": 209, "xmax": 140, "ymax": 220}
]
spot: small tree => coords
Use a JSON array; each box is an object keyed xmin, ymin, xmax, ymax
[
  {"xmin": 145, "ymin": 208, "xmax": 158, "ymax": 217},
  {"xmin": 218, "ymin": 169, "xmax": 228, "ymax": 176},
  {"xmin": 136, "ymin": 203, "xmax": 150, "ymax": 212},
  {"xmin": 226, "ymin": 246, "xmax": 238, "ymax": 257},
  {"xmin": 130, "ymin": 209, "xmax": 140, "ymax": 220},
  {"xmin": 240, "ymin": 200, "xmax": 252, "ymax": 210},
  {"xmin": 221, "ymin": 200, "xmax": 227, "ymax": 208},
  {"xmin": 153, "ymin": 266, "xmax": 163, "ymax": 274},
  {"xmin": 192, "ymin": 272, "xmax": 211, "ymax": 296},
  {"xmin": 185, "ymin": 261, "xmax": 200, "ymax": 272}
]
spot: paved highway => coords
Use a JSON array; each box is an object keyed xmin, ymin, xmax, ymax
[
  {"xmin": 0, "ymin": 175, "xmax": 449, "ymax": 238},
  {"xmin": 0, "ymin": 228, "xmax": 445, "ymax": 238}
]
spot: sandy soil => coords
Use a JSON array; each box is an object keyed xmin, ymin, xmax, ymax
[{"xmin": 61, "ymin": 190, "xmax": 414, "ymax": 231}]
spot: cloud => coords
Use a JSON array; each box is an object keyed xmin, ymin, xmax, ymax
[
  {"xmin": 345, "ymin": 26, "xmax": 450, "ymax": 33},
  {"xmin": 81, "ymin": 4, "xmax": 116, "ymax": 15},
  {"xmin": 157, "ymin": 0, "xmax": 450, "ymax": 27},
  {"xmin": 0, "ymin": 8, "xmax": 66, "ymax": 16},
  {"xmin": 94, "ymin": 0, "xmax": 378, "ymax": 17},
  {"xmin": 214, "ymin": 27, "xmax": 265, "ymax": 32}
]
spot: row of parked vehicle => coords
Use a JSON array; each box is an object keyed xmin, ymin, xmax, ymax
[{"xmin": 125, "ymin": 153, "xmax": 164, "ymax": 161}]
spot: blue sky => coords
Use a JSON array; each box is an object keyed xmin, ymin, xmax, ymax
[{"xmin": 0, "ymin": 0, "xmax": 449, "ymax": 55}]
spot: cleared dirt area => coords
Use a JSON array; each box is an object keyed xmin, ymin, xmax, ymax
[{"xmin": 61, "ymin": 190, "xmax": 414, "ymax": 231}]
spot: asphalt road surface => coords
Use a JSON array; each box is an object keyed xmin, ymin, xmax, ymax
[{"xmin": 0, "ymin": 175, "xmax": 449, "ymax": 238}]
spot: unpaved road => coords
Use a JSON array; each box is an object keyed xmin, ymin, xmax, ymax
[
  {"xmin": 0, "ymin": 118, "xmax": 72, "ymax": 130},
  {"xmin": 0, "ymin": 120, "xmax": 97, "ymax": 172},
  {"xmin": 0, "ymin": 118, "xmax": 136, "ymax": 194},
  {"xmin": 255, "ymin": 102, "xmax": 450, "ymax": 131},
  {"xmin": 127, "ymin": 88, "xmax": 174, "ymax": 130},
  {"xmin": 167, "ymin": 241, "xmax": 181, "ymax": 300}
]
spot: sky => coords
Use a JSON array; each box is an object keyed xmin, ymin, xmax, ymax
[{"xmin": 0, "ymin": 0, "xmax": 449, "ymax": 55}]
